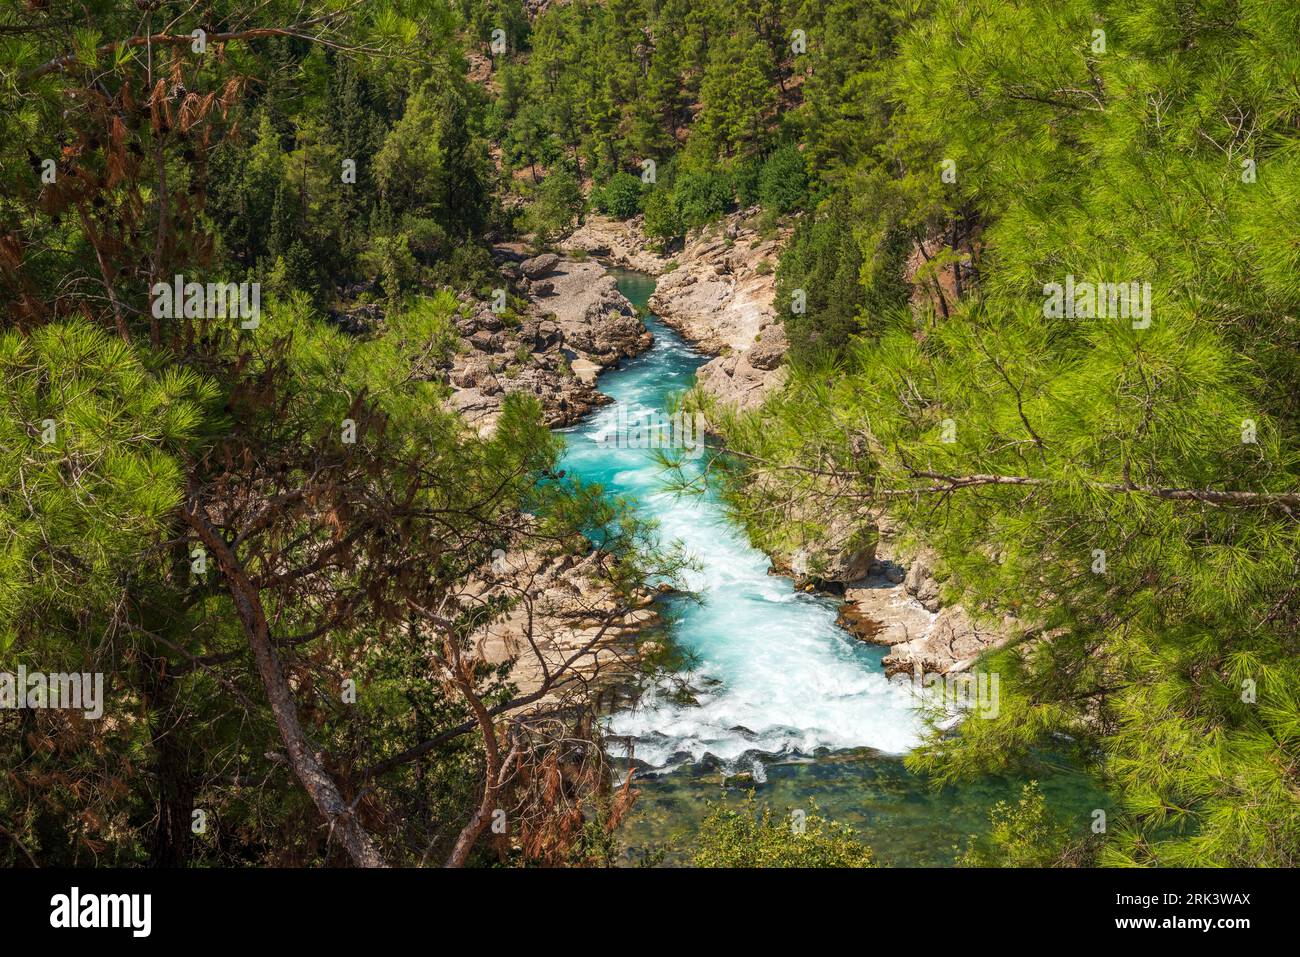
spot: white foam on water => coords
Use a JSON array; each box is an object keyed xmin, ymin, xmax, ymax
[{"xmin": 561, "ymin": 312, "xmax": 923, "ymax": 770}]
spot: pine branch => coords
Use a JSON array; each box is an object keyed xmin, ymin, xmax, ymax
[{"xmin": 890, "ymin": 468, "xmax": 1300, "ymax": 511}]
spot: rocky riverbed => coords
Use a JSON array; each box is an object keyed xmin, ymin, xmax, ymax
[
  {"xmin": 440, "ymin": 224, "xmax": 1007, "ymax": 688},
  {"xmin": 566, "ymin": 211, "xmax": 791, "ymax": 413}
]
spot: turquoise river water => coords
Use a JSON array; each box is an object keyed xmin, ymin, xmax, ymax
[{"xmin": 555, "ymin": 268, "xmax": 1104, "ymax": 866}]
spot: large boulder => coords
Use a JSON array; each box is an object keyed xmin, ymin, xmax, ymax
[
  {"xmin": 520, "ymin": 253, "xmax": 560, "ymax": 279},
  {"xmin": 748, "ymin": 325, "xmax": 788, "ymax": 371},
  {"xmin": 469, "ymin": 329, "xmax": 502, "ymax": 353},
  {"xmin": 904, "ymin": 548, "xmax": 943, "ymax": 612}
]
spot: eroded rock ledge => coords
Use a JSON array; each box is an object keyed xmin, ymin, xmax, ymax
[{"xmin": 836, "ymin": 527, "xmax": 1013, "ymax": 678}]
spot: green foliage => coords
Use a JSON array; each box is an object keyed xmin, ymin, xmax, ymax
[
  {"xmin": 525, "ymin": 166, "xmax": 584, "ymax": 245},
  {"xmin": 0, "ymin": 322, "xmax": 215, "ymax": 644},
  {"xmin": 958, "ymin": 783, "xmax": 1096, "ymax": 867},
  {"xmin": 757, "ymin": 144, "xmax": 808, "ymax": 215},
  {"xmin": 694, "ymin": 795, "xmax": 876, "ymax": 867},
  {"xmin": 720, "ymin": 0, "xmax": 1300, "ymax": 867},
  {"xmin": 642, "ymin": 187, "xmax": 686, "ymax": 246},
  {"xmin": 774, "ymin": 192, "xmax": 869, "ymax": 360},
  {"xmin": 673, "ymin": 169, "xmax": 733, "ymax": 229},
  {"xmin": 0, "ymin": 0, "xmax": 664, "ymax": 869},
  {"xmin": 591, "ymin": 170, "xmax": 643, "ymax": 219}
]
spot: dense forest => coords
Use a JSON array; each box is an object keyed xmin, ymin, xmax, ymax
[{"xmin": 2, "ymin": 0, "xmax": 1298, "ymax": 869}]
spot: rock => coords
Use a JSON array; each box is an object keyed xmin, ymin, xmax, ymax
[
  {"xmin": 882, "ymin": 605, "xmax": 1009, "ymax": 678},
  {"xmin": 536, "ymin": 319, "xmax": 561, "ymax": 348},
  {"xmin": 695, "ymin": 351, "xmax": 788, "ymax": 413},
  {"xmin": 562, "ymin": 215, "xmax": 669, "ymax": 274},
  {"xmin": 570, "ymin": 358, "xmax": 601, "ymax": 385},
  {"xmin": 836, "ymin": 603, "xmax": 888, "ymax": 643},
  {"xmin": 748, "ymin": 326, "xmax": 788, "ymax": 370},
  {"xmin": 871, "ymin": 557, "xmax": 907, "ymax": 584},
  {"xmin": 840, "ymin": 570, "xmax": 936, "ymax": 648},
  {"xmin": 818, "ymin": 524, "xmax": 877, "ymax": 583},
  {"xmin": 779, "ymin": 520, "xmax": 878, "ymax": 586},
  {"xmin": 520, "ymin": 318, "xmax": 562, "ymax": 351},
  {"xmin": 469, "ymin": 329, "xmax": 500, "ymax": 353},
  {"xmin": 328, "ymin": 302, "xmax": 385, "ymax": 335},
  {"xmin": 646, "ymin": 209, "xmax": 791, "ymax": 408},
  {"xmin": 904, "ymin": 549, "xmax": 943, "ymax": 612},
  {"xmin": 446, "ymin": 256, "xmax": 650, "ymax": 435},
  {"xmin": 520, "ymin": 253, "xmax": 560, "ymax": 279}
]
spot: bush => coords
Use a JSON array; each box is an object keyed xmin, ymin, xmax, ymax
[
  {"xmin": 731, "ymin": 158, "xmax": 763, "ymax": 207},
  {"xmin": 758, "ymin": 143, "xmax": 808, "ymax": 214},
  {"xmin": 525, "ymin": 166, "xmax": 583, "ymax": 245},
  {"xmin": 693, "ymin": 795, "xmax": 876, "ymax": 867},
  {"xmin": 957, "ymin": 782, "xmax": 1097, "ymax": 867},
  {"xmin": 673, "ymin": 169, "xmax": 733, "ymax": 227},
  {"xmin": 642, "ymin": 188, "xmax": 685, "ymax": 246},
  {"xmin": 591, "ymin": 171, "xmax": 643, "ymax": 219}
]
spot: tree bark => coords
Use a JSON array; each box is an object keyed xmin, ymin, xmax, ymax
[{"xmin": 183, "ymin": 499, "xmax": 387, "ymax": 868}]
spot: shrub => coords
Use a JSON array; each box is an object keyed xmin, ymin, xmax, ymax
[
  {"xmin": 731, "ymin": 158, "xmax": 763, "ymax": 207},
  {"xmin": 758, "ymin": 143, "xmax": 808, "ymax": 214},
  {"xmin": 592, "ymin": 171, "xmax": 643, "ymax": 219},
  {"xmin": 693, "ymin": 795, "xmax": 876, "ymax": 867},
  {"xmin": 957, "ymin": 783, "xmax": 1097, "ymax": 867},
  {"xmin": 642, "ymin": 188, "xmax": 685, "ymax": 246},
  {"xmin": 525, "ymin": 166, "xmax": 583, "ymax": 245},
  {"xmin": 673, "ymin": 169, "xmax": 733, "ymax": 228}
]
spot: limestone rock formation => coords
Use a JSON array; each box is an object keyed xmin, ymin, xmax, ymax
[
  {"xmin": 562, "ymin": 215, "xmax": 670, "ymax": 275},
  {"xmin": 646, "ymin": 209, "xmax": 790, "ymax": 410}
]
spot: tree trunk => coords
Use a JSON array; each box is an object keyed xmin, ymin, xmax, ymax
[{"xmin": 184, "ymin": 501, "xmax": 387, "ymax": 868}]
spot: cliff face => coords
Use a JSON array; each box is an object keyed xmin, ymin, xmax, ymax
[{"xmin": 646, "ymin": 209, "xmax": 790, "ymax": 412}]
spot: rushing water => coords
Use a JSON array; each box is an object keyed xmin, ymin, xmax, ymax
[{"xmin": 556, "ymin": 267, "xmax": 1105, "ymax": 866}]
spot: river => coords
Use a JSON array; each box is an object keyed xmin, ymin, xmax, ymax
[{"xmin": 554, "ymin": 267, "xmax": 1104, "ymax": 866}]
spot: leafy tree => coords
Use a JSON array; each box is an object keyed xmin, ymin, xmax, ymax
[
  {"xmin": 525, "ymin": 165, "xmax": 584, "ymax": 245},
  {"xmin": 757, "ymin": 142, "xmax": 808, "ymax": 214},
  {"xmin": 642, "ymin": 187, "xmax": 685, "ymax": 247},
  {"xmin": 673, "ymin": 168, "xmax": 733, "ymax": 228}
]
